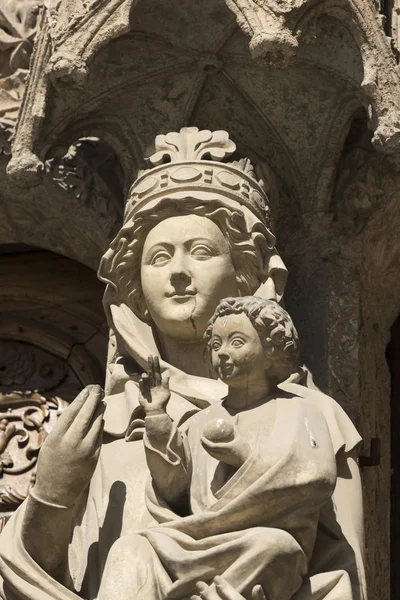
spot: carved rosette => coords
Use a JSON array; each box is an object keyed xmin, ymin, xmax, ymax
[{"xmin": 0, "ymin": 340, "xmax": 68, "ymax": 391}]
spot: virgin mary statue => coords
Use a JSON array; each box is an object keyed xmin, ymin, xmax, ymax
[{"xmin": 0, "ymin": 128, "xmax": 366, "ymax": 600}]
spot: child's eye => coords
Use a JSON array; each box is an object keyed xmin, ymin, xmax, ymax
[{"xmin": 211, "ymin": 342, "xmax": 221, "ymax": 351}]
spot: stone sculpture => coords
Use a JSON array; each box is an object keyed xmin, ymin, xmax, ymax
[
  {"xmin": 99, "ymin": 297, "xmax": 343, "ymax": 600},
  {"xmin": 0, "ymin": 129, "xmax": 366, "ymax": 600}
]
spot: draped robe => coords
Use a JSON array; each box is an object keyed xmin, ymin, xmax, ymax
[
  {"xmin": 0, "ymin": 377, "xmax": 364, "ymax": 600},
  {"xmin": 98, "ymin": 393, "xmax": 345, "ymax": 600}
]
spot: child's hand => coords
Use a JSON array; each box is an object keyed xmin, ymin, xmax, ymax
[
  {"xmin": 201, "ymin": 418, "xmax": 251, "ymax": 468},
  {"xmin": 138, "ymin": 355, "xmax": 171, "ymax": 415}
]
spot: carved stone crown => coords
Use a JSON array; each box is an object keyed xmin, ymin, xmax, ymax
[{"xmin": 128, "ymin": 128, "xmax": 270, "ymax": 224}]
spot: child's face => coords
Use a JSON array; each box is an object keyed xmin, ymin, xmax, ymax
[{"xmin": 210, "ymin": 312, "xmax": 267, "ymax": 387}]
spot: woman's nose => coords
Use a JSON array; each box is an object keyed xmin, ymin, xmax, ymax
[{"xmin": 170, "ymin": 251, "xmax": 191, "ymax": 287}]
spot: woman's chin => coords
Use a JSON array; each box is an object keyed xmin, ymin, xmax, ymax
[{"xmin": 157, "ymin": 316, "xmax": 206, "ymax": 342}]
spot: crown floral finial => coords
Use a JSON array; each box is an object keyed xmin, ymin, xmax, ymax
[
  {"xmin": 148, "ymin": 127, "xmax": 236, "ymax": 166},
  {"xmin": 128, "ymin": 128, "xmax": 271, "ymax": 228}
]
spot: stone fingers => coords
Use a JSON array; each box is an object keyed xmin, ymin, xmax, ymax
[
  {"xmin": 83, "ymin": 400, "xmax": 105, "ymax": 448},
  {"xmin": 194, "ymin": 581, "xmax": 222, "ymax": 600},
  {"xmin": 251, "ymin": 585, "xmax": 267, "ymax": 600},
  {"xmin": 54, "ymin": 385, "xmax": 103, "ymax": 437},
  {"xmin": 70, "ymin": 384, "xmax": 105, "ymax": 438},
  {"xmin": 192, "ymin": 577, "xmax": 266, "ymax": 600},
  {"xmin": 148, "ymin": 355, "xmax": 156, "ymax": 387},
  {"xmin": 54, "ymin": 385, "xmax": 93, "ymax": 433},
  {"xmin": 154, "ymin": 355, "xmax": 162, "ymax": 386},
  {"xmin": 214, "ymin": 577, "xmax": 246, "ymax": 600},
  {"xmin": 139, "ymin": 373, "xmax": 152, "ymax": 403}
]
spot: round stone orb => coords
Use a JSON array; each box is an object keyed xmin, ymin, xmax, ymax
[{"xmin": 203, "ymin": 417, "xmax": 235, "ymax": 443}]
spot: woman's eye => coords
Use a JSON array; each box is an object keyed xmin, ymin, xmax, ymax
[
  {"xmin": 191, "ymin": 245, "xmax": 213, "ymax": 259},
  {"xmin": 151, "ymin": 252, "xmax": 171, "ymax": 266},
  {"xmin": 231, "ymin": 338, "xmax": 245, "ymax": 348}
]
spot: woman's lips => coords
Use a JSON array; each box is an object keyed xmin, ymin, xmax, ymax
[
  {"xmin": 172, "ymin": 295, "xmax": 196, "ymax": 303},
  {"xmin": 166, "ymin": 291, "xmax": 197, "ymax": 303}
]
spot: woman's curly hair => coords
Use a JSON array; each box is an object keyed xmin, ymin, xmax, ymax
[{"xmin": 204, "ymin": 296, "xmax": 300, "ymax": 383}]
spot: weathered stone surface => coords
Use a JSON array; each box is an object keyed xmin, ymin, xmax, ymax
[{"xmin": 0, "ymin": 0, "xmax": 398, "ymax": 596}]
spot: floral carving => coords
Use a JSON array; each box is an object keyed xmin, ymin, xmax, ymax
[
  {"xmin": 0, "ymin": 391, "xmax": 68, "ymax": 512},
  {"xmin": 0, "ymin": 0, "xmax": 42, "ymax": 76},
  {"xmin": 0, "ymin": 341, "xmax": 68, "ymax": 391},
  {"xmin": 0, "ymin": 68, "xmax": 27, "ymax": 125},
  {"xmin": 0, "ymin": 341, "xmax": 36, "ymax": 386},
  {"xmin": 0, "ymin": 0, "xmax": 42, "ymax": 130},
  {"xmin": 230, "ymin": 157, "xmax": 256, "ymax": 179},
  {"xmin": 149, "ymin": 127, "xmax": 237, "ymax": 166}
]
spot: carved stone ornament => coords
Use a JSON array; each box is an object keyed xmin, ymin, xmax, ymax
[
  {"xmin": 0, "ymin": 340, "xmax": 68, "ymax": 392},
  {"xmin": 0, "ymin": 342, "xmax": 36, "ymax": 387},
  {"xmin": 0, "ymin": 0, "xmax": 42, "ymax": 115},
  {"xmin": 0, "ymin": 391, "xmax": 68, "ymax": 531},
  {"xmin": 226, "ymin": 0, "xmax": 400, "ymax": 152},
  {"xmin": 128, "ymin": 127, "xmax": 271, "ymax": 227},
  {"xmin": 0, "ymin": 0, "xmax": 41, "ymax": 75},
  {"xmin": 3, "ymin": 0, "xmax": 400, "ymax": 189},
  {"xmin": 0, "ymin": 0, "xmax": 42, "ymax": 156},
  {"xmin": 225, "ymin": 0, "xmax": 300, "ymax": 67}
]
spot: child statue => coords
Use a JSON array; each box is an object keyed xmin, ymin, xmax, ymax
[{"xmin": 99, "ymin": 297, "xmax": 360, "ymax": 600}]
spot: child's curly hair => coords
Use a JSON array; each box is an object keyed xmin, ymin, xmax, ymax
[{"xmin": 204, "ymin": 296, "xmax": 300, "ymax": 384}]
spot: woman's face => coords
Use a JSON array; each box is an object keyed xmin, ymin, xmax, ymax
[{"xmin": 141, "ymin": 215, "xmax": 238, "ymax": 341}]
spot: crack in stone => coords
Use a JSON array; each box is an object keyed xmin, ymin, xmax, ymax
[
  {"xmin": 189, "ymin": 314, "xmax": 197, "ymax": 336},
  {"xmin": 189, "ymin": 299, "xmax": 198, "ymax": 337}
]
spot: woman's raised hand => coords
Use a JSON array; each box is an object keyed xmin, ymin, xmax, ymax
[
  {"xmin": 33, "ymin": 384, "xmax": 105, "ymax": 508},
  {"xmin": 138, "ymin": 355, "xmax": 171, "ymax": 415}
]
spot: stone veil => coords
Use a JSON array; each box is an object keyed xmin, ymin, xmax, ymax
[{"xmin": 0, "ymin": 129, "xmax": 366, "ymax": 600}]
